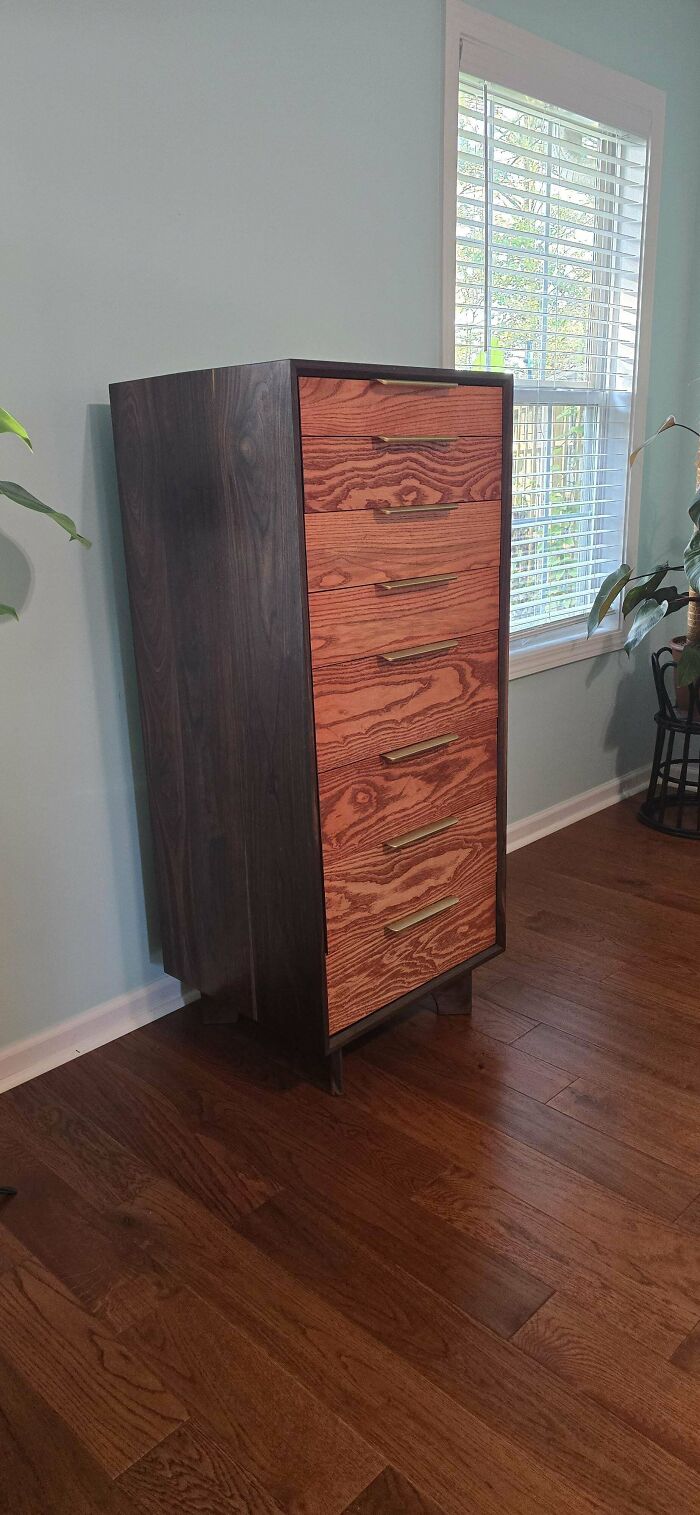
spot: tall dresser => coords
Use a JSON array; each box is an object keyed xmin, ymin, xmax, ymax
[{"xmin": 110, "ymin": 360, "xmax": 512, "ymax": 1089}]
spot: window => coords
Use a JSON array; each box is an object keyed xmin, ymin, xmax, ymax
[{"xmin": 444, "ymin": 5, "xmax": 664, "ymax": 676}]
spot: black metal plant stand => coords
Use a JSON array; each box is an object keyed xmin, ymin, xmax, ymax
[{"xmin": 639, "ymin": 646, "xmax": 700, "ymax": 837}]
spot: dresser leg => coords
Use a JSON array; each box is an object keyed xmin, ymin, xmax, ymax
[
  {"xmin": 433, "ymin": 970, "xmax": 473, "ymax": 1016},
  {"xmin": 328, "ymin": 1049, "xmax": 344, "ymax": 1096},
  {"xmin": 200, "ymin": 995, "xmax": 240, "ymax": 1026}
]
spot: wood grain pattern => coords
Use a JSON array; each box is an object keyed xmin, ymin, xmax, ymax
[
  {"xmin": 6, "ymin": 802, "xmax": 700, "ymax": 1508},
  {"xmin": 318, "ymin": 728, "xmax": 497, "ymax": 854},
  {"xmin": 117, "ymin": 1421, "xmax": 283, "ymax": 1514},
  {"xmin": 304, "ymin": 498, "xmax": 500, "ymax": 590},
  {"xmin": 0, "ymin": 1257, "xmax": 187, "ymax": 1476},
  {"xmin": 514, "ymin": 1294, "xmax": 700, "ymax": 1476},
  {"xmin": 0, "ymin": 1351, "xmax": 136, "ymax": 1515},
  {"xmin": 298, "ymin": 376, "xmax": 502, "ymax": 437},
  {"xmin": 238, "ymin": 1187, "xmax": 700, "ymax": 1515},
  {"xmin": 110, "ymin": 361, "xmax": 326, "ymax": 1048},
  {"xmin": 326, "ymin": 871, "xmax": 496, "ymax": 1033},
  {"xmin": 120, "ymin": 1288, "xmax": 381, "ymax": 1513},
  {"xmin": 308, "ymin": 567, "xmax": 500, "ymax": 664},
  {"xmin": 356, "ymin": 1022, "xmax": 699, "ymax": 1221},
  {"xmin": 312, "ymin": 634, "xmax": 498, "ymax": 772},
  {"xmin": 301, "ymin": 437, "xmax": 501, "ymax": 514},
  {"xmin": 324, "ymin": 803, "xmax": 497, "ymax": 942},
  {"xmin": 343, "ymin": 1467, "xmax": 448, "ymax": 1513}
]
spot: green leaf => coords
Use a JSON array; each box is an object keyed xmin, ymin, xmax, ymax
[
  {"xmin": 684, "ymin": 529, "xmax": 700, "ymax": 591},
  {"xmin": 624, "ymin": 596, "xmax": 668, "ymax": 654},
  {"xmin": 0, "ymin": 602, "xmax": 19, "ymax": 621},
  {"xmin": 0, "ymin": 407, "xmax": 31, "ymax": 450},
  {"xmin": 676, "ymin": 642, "xmax": 700, "ymax": 686},
  {"xmin": 689, "ymin": 489, "xmax": 700, "ymax": 528},
  {"xmin": 622, "ymin": 564, "xmax": 668, "ymax": 616},
  {"xmin": 587, "ymin": 563, "xmax": 631, "ymax": 636},
  {"xmin": 0, "ymin": 480, "xmax": 91, "ymax": 546}
]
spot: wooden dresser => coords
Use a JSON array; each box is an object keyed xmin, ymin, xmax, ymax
[{"xmin": 110, "ymin": 360, "xmax": 512, "ymax": 1089}]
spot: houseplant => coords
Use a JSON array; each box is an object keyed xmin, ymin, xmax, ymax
[
  {"xmin": 0, "ymin": 402, "xmax": 90, "ymax": 621},
  {"xmin": 587, "ymin": 416, "xmax": 700, "ymax": 687}
]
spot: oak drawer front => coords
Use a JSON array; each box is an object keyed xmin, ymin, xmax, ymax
[
  {"xmin": 312, "ymin": 634, "xmax": 497, "ymax": 773},
  {"xmin": 298, "ymin": 377, "xmax": 502, "ymax": 438},
  {"xmin": 304, "ymin": 499, "xmax": 501, "ymax": 592},
  {"xmin": 326, "ymin": 867, "xmax": 497, "ymax": 1034},
  {"xmin": 324, "ymin": 801, "xmax": 496, "ymax": 943},
  {"xmin": 308, "ymin": 566, "xmax": 499, "ymax": 666},
  {"xmin": 301, "ymin": 436, "xmax": 502, "ymax": 514},
  {"xmin": 318, "ymin": 729, "xmax": 497, "ymax": 857}
]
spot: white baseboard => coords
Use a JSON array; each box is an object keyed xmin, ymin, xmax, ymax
[
  {"xmin": 506, "ymin": 765, "xmax": 650, "ymax": 853},
  {"xmin": 0, "ymin": 976, "xmax": 198, "ymax": 1096},
  {"xmin": 0, "ymin": 769, "xmax": 648, "ymax": 1095}
]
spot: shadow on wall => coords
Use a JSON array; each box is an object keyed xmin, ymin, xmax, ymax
[
  {"xmin": 84, "ymin": 401, "xmax": 162, "ymax": 963},
  {"xmin": 586, "ymin": 647, "xmax": 658, "ymax": 778},
  {"xmin": 0, "ymin": 528, "xmax": 32, "ymax": 624}
]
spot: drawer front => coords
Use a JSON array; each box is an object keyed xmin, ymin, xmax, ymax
[
  {"xmin": 304, "ymin": 499, "xmax": 500, "ymax": 591},
  {"xmin": 301, "ymin": 436, "xmax": 502, "ymax": 513},
  {"xmin": 318, "ymin": 729, "xmax": 497, "ymax": 856},
  {"xmin": 312, "ymin": 634, "xmax": 497, "ymax": 772},
  {"xmin": 326, "ymin": 860, "xmax": 497, "ymax": 1033},
  {"xmin": 324, "ymin": 800, "xmax": 496, "ymax": 943},
  {"xmin": 309, "ymin": 567, "xmax": 499, "ymax": 666},
  {"xmin": 298, "ymin": 377, "xmax": 502, "ymax": 437}
]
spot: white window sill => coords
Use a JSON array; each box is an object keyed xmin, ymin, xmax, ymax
[{"xmin": 508, "ymin": 621, "xmax": 625, "ymax": 680}]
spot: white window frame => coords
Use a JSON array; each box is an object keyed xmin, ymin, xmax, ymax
[{"xmin": 443, "ymin": 1, "xmax": 665, "ymax": 679}]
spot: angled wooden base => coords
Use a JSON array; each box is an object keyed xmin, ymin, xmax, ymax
[{"xmin": 432, "ymin": 968, "xmax": 473, "ymax": 1017}]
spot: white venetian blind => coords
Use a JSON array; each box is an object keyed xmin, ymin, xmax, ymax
[{"xmin": 455, "ymin": 70, "xmax": 649, "ymax": 634}]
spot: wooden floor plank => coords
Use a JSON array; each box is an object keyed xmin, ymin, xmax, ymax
[
  {"xmin": 117, "ymin": 1421, "xmax": 284, "ymax": 1513},
  {"xmin": 514, "ymin": 1295, "xmax": 700, "ymax": 1475},
  {"xmin": 236, "ymin": 1185, "xmax": 700, "ymax": 1515},
  {"xmin": 120, "ymin": 1286, "xmax": 382, "ymax": 1515},
  {"xmin": 414, "ymin": 1168, "xmax": 696, "ymax": 1358},
  {"xmin": 112, "ymin": 1176, "xmax": 607, "ymax": 1515},
  {"xmin": 356, "ymin": 1028, "xmax": 698, "ymax": 1219},
  {"xmin": 0, "ymin": 1350, "xmax": 135, "ymax": 1514},
  {"xmin": 549, "ymin": 1076, "xmax": 700, "ymax": 1179},
  {"xmin": 2, "ymin": 799, "xmax": 700, "ymax": 1511},
  {"xmin": 343, "ymin": 1467, "xmax": 448, "ymax": 1513},
  {"xmin": 397, "ymin": 1009, "xmax": 574, "ymax": 1102},
  {"xmin": 0, "ymin": 1257, "xmax": 187, "ymax": 1477}
]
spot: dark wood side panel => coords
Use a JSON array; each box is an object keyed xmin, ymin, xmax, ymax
[{"xmin": 110, "ymin": 362, "xmax": 326, "ymax": 1054}]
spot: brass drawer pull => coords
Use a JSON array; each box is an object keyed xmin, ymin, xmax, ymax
[
  {"xmin": 384, "ymin": 815, "xmax": 460, "ymax": 852},
  {"xmin": 374, "ymin": 502, "xmax": 460, "ymax": 516},
  {"xmin": 378, "ymin": 572, "xmax": 458, "ymax": 593},
  {"xmin": 381, "ymin": 733, "xmax": 458, "ymax": 764},
  {"xmin": 386, "ymin": 895, "xmax": 459, "ymax": 934},
  {"xmin": 375, "ymin": 435, "xmax": 454, "ymax": 445},
  {"xmin": 376, "ymin": 378, "xmax": 459, "ymax": 389},
  {"xmin": 380, "ymin": 639, "xmax": 459, "ymax": 663}
]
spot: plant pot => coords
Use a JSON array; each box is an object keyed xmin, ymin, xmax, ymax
[
  {"xmin": 671, "ymin": 638, "xmax": 690, "ymax": 709},
  {"xmin": 671, "ymin": 636, "xmax": 700, "ymax": 711}
]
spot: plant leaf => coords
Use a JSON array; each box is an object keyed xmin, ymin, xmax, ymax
[
  {"xmin": 624, "ymin": 596, "xmax": 668, "ymax": 655},
  {"xmin": 676, "ymin": 642, "xmax": 700, "ymax": 686},
  {"xmin": 690, "ymin": 489, "xmax": 700, "ymax": 528},
  {"xmin": 587, "ymin": 563, "xmax": 631, "ymax": 636},
  {"xmin": 0, "ymin": 407, "xmax": 31, "ymax": 450},
  {"xmin": 622, "ymin": 564, "xmax": 668, "ymax": 616},
  {"xmin": 684, "ymin": 529, "xmax": 700, "ymax": 591},
  {"xmin": 0, "ymin": 480, "xmax": 91, "ymax": 546},
  {"xmin": 0, "ymin": 602, "xmax": 19, "ymax": 621}
]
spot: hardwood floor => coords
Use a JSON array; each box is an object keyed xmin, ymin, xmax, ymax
[{"xmin": 2, "ymin": 798, "xmax": 700, "ymax": 1511}]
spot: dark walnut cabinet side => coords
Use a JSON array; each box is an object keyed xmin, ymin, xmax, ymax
[{"xmin": 110, "ymin": 359, "xmax": 512, "ymax": 1090}]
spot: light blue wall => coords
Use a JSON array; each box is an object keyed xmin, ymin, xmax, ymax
[{"xmin": 2, "ymin": 0, "xmax": 699, "ymax": 1047}]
